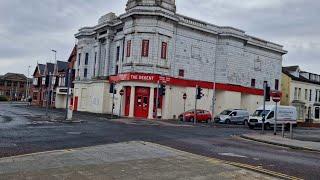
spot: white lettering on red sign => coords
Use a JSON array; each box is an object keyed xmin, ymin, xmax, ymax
[{"xmin": 130, "ymin": 75, "xmax": 154, "ymax": 82}]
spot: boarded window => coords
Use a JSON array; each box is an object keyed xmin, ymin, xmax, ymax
[
  {"xmin": 179, "ymin": 69, "xmax": 185, "ymax": 77},
  {"xmin": 126, "ymin": 40, "xmax": 131, "ymax": 57},
  {"xmin": 161, "ymin": 42, "xmax": 168, "ymax": 59},
  {"xmin": 85, "ymin": 53, "xmax": 89, "ymax": 65},
  {"xmin": 116, "ymin": 46, "xmax": 120, "ymax": 62},
  {"xmin": 141, "ymin": 40, "xmax": 149, "ymax": 57},
  {"xmin": 251, "ymin": 79, "xmax": 256, "ymax": 88},
  {"xmin": 275, "ymin": 79, "xmax": 279, "ymax": 90}
]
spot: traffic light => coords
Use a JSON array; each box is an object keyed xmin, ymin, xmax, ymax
[
  {"xmin": 265, "ymin": 85, "xmax": 271, "ymax": 102},
  {"xmin": 196, "ymin": 86, "xmax": 204, "ymax": 99},
  {"xmin": 159, "ymin": 84, "xmax": 166, "ymax": 96},
  {"xmin": 109, "ymin": 83, "xmax": 116, "ymax": 94},
  {"xmin": 45, "ymin": 75, "xmax": 50, "ymax": 87}
]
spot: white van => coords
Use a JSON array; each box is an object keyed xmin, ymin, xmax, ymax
[
  {"xmin": 214, "ymin": 109, "xmax": 250, "ymax": 124},
  {"xmin": 248, "ymin": 105, "xmax": 297, "ymax": 129}
]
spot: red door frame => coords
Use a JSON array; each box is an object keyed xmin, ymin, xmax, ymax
[
  {"xmin": 134, "ymin": 87, "xmax": 150, "ymax": 118},
  {"xmin": 124, "ymin": 87, "xmax": 131, "ymax": 116},
  {"xmin": 74, "ymin": 96, "xmax": 78, "ymax": 111}
]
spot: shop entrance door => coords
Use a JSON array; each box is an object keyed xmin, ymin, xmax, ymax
[{"xmin": 134, "ymin": 87, "xmax": 150, "ymax": 118}]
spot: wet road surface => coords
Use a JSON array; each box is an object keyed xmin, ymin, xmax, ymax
[{"xmin": 0, "ymin": 103, "xmax": 319, "ymax": 179}]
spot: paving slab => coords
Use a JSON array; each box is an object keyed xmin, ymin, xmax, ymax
[
  {"xmin": 0, "ymin": 141, "xmax": 289, "ymax": 180},
  {"xmin": 241, "ymin": 133, "xmax": 320, "ymax": 152}
]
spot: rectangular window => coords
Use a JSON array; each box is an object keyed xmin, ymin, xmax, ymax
[
  {"xmin": 294, "ymin": 88, "xmax": 298, "ymax": 100},
  {"xmin": 85, "ymin": 53, "xmax": 89, "ymax": 65},
  {"xmin": 251, "ymin": 79, "xmax": 256, "ymax": 88},
  {"xmin": 116, "ymin": 46, "xmax": 120, "ymax": 62},
  {"xmin": 141, "ymin": 40, "xmax": 149, "ymax": 57},
  {"xmin": 115, "ymin": 65, "xmax": 119, "ymax": 75},
  {"xmin": 161, "ymin": 42, "xmax": 168, "ymax": 59},
  {"xmin": 126, "ymin": 40, "xmax": 131, "ymax": 57},
  {"xmin": 298, "ymin": 88, "xmax": 301, "ymax": 100},
  {"xmin": 316, "ymin": 90, "xmax": 318, "ymax": 102},
  {"xmin": 310, "ymin": 89, "xmax": 312, "ymax": 101},
  {"xmin": 84, "ymin": 68, "xmax": 88, "ymax": 78},
  {"xmin": 305, "ymin": 89, "xmax": 308, "ymax": 100},
  {"xmin": 178, "ymin": 69, "xmax": 184, "ymax": 77},
  {"xmin": 275, "ymin": 79, "xmax": 279, "ymax": 90},
  {"xmin": 94, "ymin": 52, "xmax": 97, "ymax": 76},
  {"xmin": 78, "ymin": 53, "xmax": 81, "ymax": 66}
]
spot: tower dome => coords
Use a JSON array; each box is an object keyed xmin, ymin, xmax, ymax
[{"xmin": 126, "ymin": 0, "xmax": 176, "ymax": 12}]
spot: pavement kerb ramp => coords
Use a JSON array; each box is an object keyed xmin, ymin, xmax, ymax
[
  {"xmin": 0, "ymin": 141, "xmax": 302, "ymax": 180},
  {"xmin": 240, "ymin": 134, "xmax": 320, "ymax": 153}
]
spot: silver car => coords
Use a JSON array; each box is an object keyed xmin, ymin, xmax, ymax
[{"xmin": 214, "ymin": 109, "xmax": 250, "ymax": 125}]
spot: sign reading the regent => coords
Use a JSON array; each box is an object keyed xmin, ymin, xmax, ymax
[{"xmin": 130, "ymin": 74, "xmax": 155, "ymax": 81}]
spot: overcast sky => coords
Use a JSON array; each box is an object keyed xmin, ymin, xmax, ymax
[{"xmin": 0, "ymin": 0, "xmax": 319, "ymax": 76}]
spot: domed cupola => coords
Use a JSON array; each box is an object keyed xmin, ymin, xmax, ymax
[{"xmin": 126, "ymin": 0, "xmax": 176, "ymax": 12}]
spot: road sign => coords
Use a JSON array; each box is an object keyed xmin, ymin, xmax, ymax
[
  {"xmin": 183, "ymin": 93, "xmax": 187, "ymax": 100},
  {"xmin": 119, "ymin": 89, "xmax": 124, "ymax": 96},
  {"xmin": 271, "ymin": 91, "xmax": 281, "ymax": 102}
]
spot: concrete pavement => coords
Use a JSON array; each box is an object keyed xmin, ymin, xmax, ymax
[
  {"xmin": 1, "ymin": 103, "xmax": 320, "ymax": 179},
  {"xmin": 0, "ymin": 141, "xmax": 285, "ymax": 180},
  {"xmin": 241, "ymin": 133, "xmax": 320, "ymax": 152}
]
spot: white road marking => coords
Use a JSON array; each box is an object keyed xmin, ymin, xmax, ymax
[{"xmin": 218, "ymin": 153, "xmax": 248, "ymax": 158}]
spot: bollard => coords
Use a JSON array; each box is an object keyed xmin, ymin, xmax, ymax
[
  {"xmin": 290, "ymin": 123, "xmax": 293, "ymax": 139},
  {"xmin": 281, "ymin": 123, "xmax": 285, "ymax": 138}
]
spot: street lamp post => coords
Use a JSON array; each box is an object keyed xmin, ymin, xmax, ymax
[
  {"xmin": 212, "ymin": 33, "xmax": 220, "ymax": 125},
  {"xmin": 51, "ymin": 50, "xmax": 57, "ymax": 108},
  {"xmin": 25, "ymin": 65, "xmax": 31, "ymax": 101}
]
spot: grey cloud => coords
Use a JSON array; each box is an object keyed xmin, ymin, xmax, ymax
[{"xmin": 0, "ymin": 0, "xmax": 319, "ymax": 75}]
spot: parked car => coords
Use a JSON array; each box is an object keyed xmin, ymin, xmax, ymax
[
  {"xmin": 179, "ymin": 110, "xmax": 212, "ymax": 123},
  {"xmin": 214, "ymin": 109, "xmax": 250, "ymax": 125},
  {"xmin": 248, "ymin": 105, "xmax": 297, "ymax": 130}
]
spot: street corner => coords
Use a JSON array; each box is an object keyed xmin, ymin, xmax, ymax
[
  {"xmin": 0, "ymin": 141, "xmax": 285, "ymax": 180},
  {"xmin": 240, "ymin": 133, "xmax": 320, "ymax": 153}
]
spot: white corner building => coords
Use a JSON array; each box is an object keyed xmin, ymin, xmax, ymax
[{"xmin": 73, "ymin": 0, "xmax": 287, "ymax": 119}]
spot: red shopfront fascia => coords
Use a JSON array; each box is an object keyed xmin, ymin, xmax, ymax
[{"xmin": 109, "ymin": 72, "xmax": 265, "ymax": 96}]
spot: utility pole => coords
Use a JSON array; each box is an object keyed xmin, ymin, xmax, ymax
[
  {"xmin": 46, "ymin": 73, "xmax": 52, "ymax": 119},
  {"xmin": 51, "ymin": 50, "xmax": 57, "ymax": 109},
  {"xmin": 65, "ymin": 68, "xmax": 72, "ymax": 120},
  {"xmin": 25, "ymin": 65, "xmax": 31, "ymax": 100},
  {"xmin": 194, "ymin": 85, "xmax": 198, "ymax": 125},
  {"xmin": 155, "ymin": 80, "xmax": 160, "ymax": 120}
]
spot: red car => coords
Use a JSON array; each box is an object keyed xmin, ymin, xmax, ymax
[{"xmin": 179, "ymin": 110, "xmax": 212, "ymax": 123}]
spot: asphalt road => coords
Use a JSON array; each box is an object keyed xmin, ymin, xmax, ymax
[{"xmin": 1, "ymin": 103, "xmax": 320, "ymax": 179}]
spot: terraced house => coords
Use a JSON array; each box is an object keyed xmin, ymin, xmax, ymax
[
  {"xmin": 282, "ymin": 66, "xmax": 320, "ymax": 123},
  {"xmin": 73, "ymin": 0, "xmax": 287, "ymax": 119}
]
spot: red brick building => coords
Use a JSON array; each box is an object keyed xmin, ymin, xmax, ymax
[{"xmin": 0, "ymin": 73, "xmax": 31, "ymax": 101}]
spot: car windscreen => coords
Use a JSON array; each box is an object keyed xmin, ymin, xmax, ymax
[
  {"xmin": 253, "ymin": 110, "xmax": 270, "ymax": 117},
  {"xmin": 220, "ymin": 110, "xmax": 232, "ymax": 115}
]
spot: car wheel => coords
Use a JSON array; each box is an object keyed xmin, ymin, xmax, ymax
[
  {"xmin": 243, "ymin": 120, "xmax": 248, "ymax": 126},
  {"xmin": 264, "ymin": 123, "xmax": 271, "ymax": 130},
  {"xmin": 225, "ymin": 119, "xmax": 231, "ymax": 124}
]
